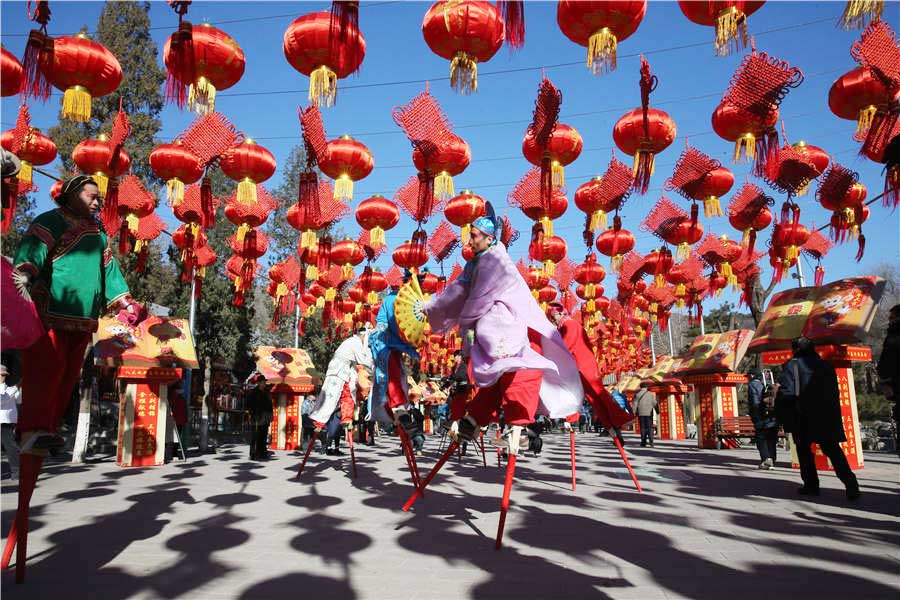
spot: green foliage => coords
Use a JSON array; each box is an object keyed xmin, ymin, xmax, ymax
[
  {"xmin": 118, "ymin": 239, "xmax": 183, "ymax": 309},
  {"xmin": 1, "ymin": 192, "xmax": 36, "ymax": 258},
  {"xmin": 267, "ymin": 145, "xmax": 306, "ymax": 261},
  {"xmin": 856, "ymin": 392, "xmax": 893, "ymax": 422},
  {"xmin": 48, "ymin": 1, "xmax": 165, "ymax": 185}
]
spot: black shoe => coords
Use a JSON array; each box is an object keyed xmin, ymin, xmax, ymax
[
  {"xmin": 846, "ymin": 485, "xmax": 861, "ymax": 501},
  {"xmin": 797, "ymin": 485, "xmax": 820, "ymax": 496},
  {"xmin": 640, "ymin": 443, "xmax": 647, "ymax": 447},
  {"xmin": 325, "ymin": 448, "xmax": 334, "ymax": 456},
  {"xmin": 333, "ymin": 448, "xmax": 344, "ymax": 456}
]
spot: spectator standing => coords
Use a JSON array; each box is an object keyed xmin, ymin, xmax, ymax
[
  {"xmin": 634, "ymin": 387, "xmax": 658, "ymax": 447},
  {"xmin": 1, "ymin": 364, "xmax": 21, "ymax": 480},
  {"xmin": 748, "ymin": 368, "xmax": 778, "ymax": 469},
  {"xmin": 246, "ymin": 374, "xmax": 273, "ymax": 460}
]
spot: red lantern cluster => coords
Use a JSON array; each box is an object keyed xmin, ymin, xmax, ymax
[
  {"xmin": 319, "ymin": 135, "xmax": 374, "ymax": 202},
  {"xmin": 149, "ymin": 140, "xmax": 204, "ymax": 206},
  {"xmin": 0, "ymin": 127, "xmax": 56, "ymax": 186}
]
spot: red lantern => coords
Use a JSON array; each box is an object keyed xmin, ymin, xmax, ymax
[
  {"xmin": 662, "ymin": 216, "xmax": 705, "ymax": 260},
  {"xmin": 318, "ymin": 135, "xmax": 374, "ymax": 202},
  {"xmin": 717, "ymin": 236, "xmax": 744, "ymax": 288},
  {"xmin": 771, "ymin": 221, "xmax": 810, "ymax": 263},
  {"xmin": 520, "ymin": 189, "xmax": 568, "ymax": 236},
  {"xmin": 115, "ymin": 174, "xmax": 155, "ymax": 243},
  {"xmin": 219, "ymin": 139, "xmax": 277, "ymax": 204},
  {"xmin": 42, "ymin": 33, "xmax": 123, "ymax": 123},
  {"xmin": 595, "ymin": 216, "xmax": 636, "ymax": 271},
  {"xmin": 828, "ymin": 66, "xmax": 899, "ymax": 138},
  {"xmin": 421, "ymin": 1, "xmax": 504, "ymax": 94},
  {"xmin": 0, "ymin": 127, "xmax": 56, "ymax": 186},
  {"xmin": 691, "ymin": 166, "xmax": 734, "ymax": 218},
  {"xmin": 529, "ymin": 234, "xmax": 567, "ymax": 276},
  {"xmin": 330, "ymin": 238, "xmax": 366, "ymax": 279},
  {"xmin": 574, "ymin": 176, "xmax": 624, "ymax": 232},
  {"xmin": 393, "ymin": 239, "xmax": 430, "ymax": 271},
  {"xmin": 641, "ymin": 248, "xmax": 675, "ymax": 287},
  {"xmin": 1, "ymin": 46, "xmax": 24, "ymax": 97},
  {"xmin": 537, "ymin": 286, "xmax": 558, "ymax": 305},
  {"xmin": 522, "ymin": 123, "xmax": 584, "ymax": 188},
  {"xmin": 444, "ymin": 190, "xmax": 486, "ymax": 242},
  {"xmin": 677, "ymin": 1, "xmax": 765, "ymax": 56},
  {"xmin": 712, "ymin": 101, "xmax": 779, "ymax": 164},
  {"xmin": 163, "ymin": 23, "xmax": 246, "ymax": 113},
  {"xmin": 149, "ymin": 140, "xmax": 204, "ymax": 206},
  {"xmin": 613, "ymin": 107, "xmax": 676, "ymax": 193},
  {"xmin": 72, "ymin": 135, "xmax": 131, "ymax": 196},
  {"xmin": 224, "ymin": 190, "xmax": 275, "ymax": 244},
  {"xmin": 574, "ymin": 253, "xmax": 606, "ymax": 305},
  {"xmin": 419, "ymin": 271, "xmax": 441, "ymax": 295},
  {"xmin": 557, "ymin": 1, "xmax": 647, "ymax": 75},
  {"xmin": 413, "ymin": 133, "xmax": 471, "ymax": 200},
  {"xmin": 283, "ymin": 11, "xmax": 366, "ymax": 107},
  {"xmin": 790, "ymin": 141, "xmax": 829, "ymax": 196},
  {"xmin": 359, "ymin": 266, "xmax": 388, "ymax": 304},
  {"xmin": 355, "ymin": 194, "xmax": 400, "ymax": 248}
]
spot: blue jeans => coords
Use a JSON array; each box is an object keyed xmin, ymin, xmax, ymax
[{"xmin": 639, "ymin": 415, "xmax": 654, "ymax": 445}]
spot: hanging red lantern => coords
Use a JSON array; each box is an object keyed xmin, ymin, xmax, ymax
[
  {"xmin": 556, "ymin": 1, "xmax": 647, "ymax": 75},
  {"xmin": 318, "ymin": 135, "xmax": 374, "ymax": 202},
  {"xmin": 529, "ymin": 234, "xmax": 567, "ymax": 276},
  {"xmin": 828, "ymin": 66, "xmax": 899, "ymax": 138},
  {"xmin": 522, "ymin": 123, "xmax": 583, "ymax": 189},
  {"xmin": 444, "ymin": 190, "xmax": 485, "ymax": 243},
  {"xmin": 149, "ymin": 140, "xmax": 204, "ymax": 206},
  {"xmin": 520, "ymin": 189, "xmax": 568, "ymax": 236},
  {"xmin": 691, "ymin": 166, "xmax": 734, "ymax": 218},
  {"xmin": 191, "ymin": 243, "xmax": 217, "ymax": 297},
  {"xmin": 219, "ymin": 139, "xmax": 277, "ymax": 204},
  {"xmin": 662, "ymin": 216, "xmax": 705, "ymax": 260},
  {"xmin": 115, "ymin": 174, "xmax": 156, "ymax": 252},
  {"xmin": 613, "ymin": 107, "xmax": 677, "ymax": 193},
  {"xmin": 413, "ymin": 133, "xmax": 471, "ymax": 200},
  {"xmin": 283, "ymin": 11, "xmax": 366, "ymax": 107},
  {"xmin": 359, "ymin": 266, "xmax": 389, "ymax": 304},
  {"xmin": 130, "ymin": 212, "xmax": 168, "ymax": 274},
  {"xmin": 677, "ymin": 1, "xmax": 765, "ymax": 56},
  {"xmin": 224, "ymin": 185, "xmax": 276, "ymax": 243},
  {"xmin": 355, "ymin": 194, "xmax": 400, "ymax": 248},
  {"xmin": 41, "ymin": 33, "xmax": 123, "ymax": 123},
  {"xmin": 0, "ymin": 127, "xmax": 56, "ymax": 186},
  {"xmin": 419, "ymin": 271, "xmax": 441, "ymax": 295},
  {"xmin": 163, "ymin": 23, "xmax": 246, "ymax": 113},
  {"xmin": 574, "ymin": 254, "xmax": 606, "ymax": 308},
  {"xmin": 771, "ymin": 220, "xmax": 810, "ymax": 263},
  {"xmin": 1, "ymin": 46, "xmax": 24, "ymax": 97},
  {"xmin": 640, "ymin": 248, "xmax": 675, "ymax": 287},
  {"xmin": 726, "ymin": 182, "xmax": 774, "ymax": 254},
  {"xmin": 537, "ymin": 286, "xmax": 558, "ymax": 306},
  {"xmin": 421, "ymin": 1, "xmax": 504, "ymax": 94},
  {"xmin": 574, "ymin": 176, "xmax": 627, "ymax": 233},
  {"xmin": 711, "ymin": 101, "xmax": 779, "ymax": 166},
  {"xmin": 330, "ymin": 238, "xmax": 366, "ymax": 279},
  {"xmin": 595, "ymin": 216, "xmax": 636, "ymax": 272},
  {"xmin": 393, "ymin": 238, "xmax": 430, "ymax": 272},
  {"xmin": 72, "ymin": 134, "xmax": 131, "ymax": 196}
]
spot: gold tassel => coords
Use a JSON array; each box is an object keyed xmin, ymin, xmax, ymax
[
  {"xmin": 236, "ymin": 223, "xmax": 251, "ymax": 244},
  {"xmin": 306, "ymin": 265, "xmax": 318, "ymax": 280},
  {"xmin": 198, "ymin": 267, "xmax": 206, "ymax": 278},
  {"xmin": 309, "ymin": 65, "xmax": 338, "ymax": 107},
  {"xmin": 305, "ymin": 306, "xmax": 316, "ymax": 318},
  {"xmin": 734, "ymin": 133, "xmax": 756, "ymax": 163},
  {"xmin": 540, "ymin": 216, "xmax": 553, "ymax": 237},
  {"xmin": 589, "ymin": 210, "xmax": 606, "ymax": 233},
  {"xmin": 316, "ymin": 296, "xmax": 325, "ymax": 309},
  {"xmin": 585, "ymin": 283, "xmax": 595, "ymax": 298},
  {"xmin": 676, "ymin": 298, "xmax": 685, "ymax": 309},
  {"xmin": 17, "ymin": 161, "xmax": 33, "ymax": 186},
  {"xmin": 434, "ymin": 171, "xmax": 454, "ymax": 200},
  {"xmin": 93, "ymin": 172, "xmax": 110, "ymax": 197},
  {"xmin": 367, "ymin": 291, "xmax": 378, "ymax": 304},
  {"xmin": 785, "ymin": 245, "xmax": 799, "ymax": 261},
  {"xmin": 531, "ymin": 289, "xmax": 539, "ymax": 301},
  {"xmin": 675, "ymin": 283, "xmax": 686, "ymax": 297},
  {"xmin": 301, "ymin": 229, "xmax": 318, "ymax": 250},
  {"xmin": 632, "ymin": 150, "xmax": 656, "ymax": 177},
  {"xmin": 188, "ymin": 76, "xmax": 217, "ymax": 114},
  {"xmin": 587, "ymin": 27, "xmax": 618, "ymax": 75},
  {"xmin": 325, "ymin": 288, "xmax": 336, "ymax": 302},
  {"xmin": 728, "ymin": 274, "xmax": 739, "ymax": 290},
  {"xmin": 62, "ymin": 85, "xmax": 92, "ymax": 123},
  {"xmin": 551, "ymin": 161, "xmax": 564, "ymax": 188},
  {"xmin": 275, "ymin": 282, "xmax": 288, "ymax": 306},
  {"xmin": 714, "ymin": 5, "xmax": 747, "ymax": 57},
  {"xmin": 586, "ymin": 299, "xmax": 595, "ymax": 313},
  {"xmin": 857, "ymin": 105, "xmax": 877, "ymax": 137},
  {"xmin": 134, "ymin": 239, "xmax": 146, "ymax": 254},
  {"xmin": 838, "ymin": 0, "xmax": 883, "ymax": 30},
  {"xmin": 234, "ymin": 276, "xmax": 242, "ymax": 291},
  {"xmin": 237, "ymin": 178, "xmax": 257, "ymax": 204},
  {"xmin": 795, "ymin": 183, "xmax": 810, "ymax": 197},
  {"xmin": 654, "ymin": 273, "xmax": 665, "ymax": 287},
  {"xmin": 677, "ymin": 242, "xmax": 691, "ymax": 261},
  {"xmin": 460, "ymin": 223, "xmax": 471, "ymax": 245},
  {"xmin": 741, "ymin": 228, "xmax": 751, "ymax": 246},
  {"xmin": 334, "ymin": 174, "xmax": 353, "ymax": 201},
  {"xmin": 449, "ymin": 51, "xmax": 478, "ymax": 94},
  {"xmin": 341, "ymin": 264, "xmax": 353, "ymax": 280},
  {"xmin": 610, "ymin": 254, "xmax": 623, "ymax": 273},
  {"xmin": 125, "ymin": 213, "xmax": 140, "ymax": 234},
  {"xmin": 167, "ymin": 178, "xmax": 185, "ymax": 206},
  {"xmin": 720, "ymin": 262, "xmax": 733, "ymax": 280},
  {"xmin": 843, "ymin": 206, "xmax": 856, "ymax": 225},
  {"xmin": 703, "ymin": 196, "xmax": 722, "ymax": 218},
  {"xmin": 370, "ymin": 226, "xmax": 384, "ymax": 248},
  {"xmin": 543, "ymin": 260, "xmax": 555, "ymax": 277}
]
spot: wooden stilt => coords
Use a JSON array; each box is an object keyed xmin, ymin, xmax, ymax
[
  {"xmin": 612, "ymin": 435, "xmax": 642, "ymax": 492},
  {"xmin": 7, "ymin": 454, "xmax": 43, "ymax": 583},
  {"xmin": 295, "ymin": 434, "xmax": 318, "ymax": 479},
  {"xmin": 402, "ymin": 440, "xmax": 459, "ymax": 511},
  {"xmin": 398, "ymin": 428, "xmax": 423, "ymax": 493},
  {"xmin": 478, "ymin": 431, "xmax": 487, "ymax": 467},
  {"xmin": 346, "ymin": 429, "xmax": 357, "ymax": 479},
  {"xmin": 495, "ymin": 453, "xmax": 517, "ymax": 550}
]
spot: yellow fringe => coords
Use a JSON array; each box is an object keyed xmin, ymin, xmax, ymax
[
  {"xmin": 342, "ymin": 264, "xmax": 354, "ymax": 280},
  {"xmin": 785, "ymin": 246, "xmax": 799, "ymax": 261},
  {"xmin": 237, "ymin": 178, "xmax": 256, "ymax": 204},
  {"xmin": 633, "ymin": 150, "xmax": 655, "ymax": 176},
  {"xmin": 842, "ymin": 206, "xmax": 856, "ymax": 225},
  {"xmin": 309, "ymin": 65, "xmax": 338, "ymax": 108},
  {"xmin": 275, "ymin": 282, "xmax": 288, "ymax": 305},
  {"xmin": 236, "ymin": 223, "xmax": 251, "ymax": 244},
  {"xmin": 305, "ymin": 306, "xmax": 316, "ymax": 318},
  {"xmin": 741, "ymin": 228, "xmax": 751, "ymax": 246},
  {"xmin": 676, "ymin": 298, "xmax": 685, "ymax": 309},
  {"xmin": 838, "ymin": 0, "xmax": 883, "ymax": 30},
  {"xmin": 610, "ymin": 254, "xmax": 623, "ymax": 273},
  {"xmin": 857, "ymin": 105, "xmax": 877, "ymax": 137},
  {"xmin": 434, "ymin": 171, "xmax": 454, "ymax": 201},
  {"xmin": 300, "ymin": 229, "xmax": 317, "ymax": 250},
  {"xmin": 586, "ymin": 299, "xmax": 595, "ymax": 313},
  {"xmin": 703, "ymin": 196, "xmax": 722, "ymax": 218},
  {"xmin": 677, "ymin": 242, "xmax": 691, "ymax": 261},
  {"xmin": 62, "ymin": 86, "xmax": 92, "ymax": 123},
  {"xmin": 125, "ymin": 213, "xmax": 140, "ymax": 234},
  {"xmin": 134, "ymin": 239, "xmax": 146, "ymax": 253},
  {"xmin": 551, "ymin": 161, "xmax": 564, "ymax": 188},
  {"xmin": 460, "ymin": 223, "xmax": 471, "ymax": 245},
  {"xmin": 587, "ymin": 28, "xmax": 617, "ymax": 75},
  {"xmin": 654, "ymin": 273, "xmax": 665, "ymax": 288},
  {"xmin": 531, "ymin": 289, "xmax": 539, "ymax": 301},
  {"xmin": 370, "ymin": 226, "xmax": 384, "ymax": 249},
  {"xmin": 675, "ymin": 283, "xmax": 686, "ymax": 297},
  {"xmin": 306, "ymin": 265, "xmax": 318, "ymax": 281},
  {"xmin": 541, "ymin": 216, "xmax": 553, "ymax": 237},
  {"xmin": 714, "ymin": 6, "xmax": 746, "ymax": 57},
  {"xmin": 316, "ymin": 296, "xmax": 325, "ymax": 309},
  {"xmin": 335, "ymin": 174, "xmax": 354, "ymax": 201},
  {"xmin": 720, "ymin": 262, "xmax": 733, "ymax": 280},
  {"xmin": 543, "ymin": 260, "xmax": 555, "ymax": 277},
  {"xmin": 449, "ymin": 51, "xmax": 478, "ymax": 94},
  {"xmin": 234, "ymin": 276, "xmax": 242, "ymax": 291},
  {"xmin": 325, "ymin": 288, "xmax": 336, "ymax": 302},
  {"xmin": 167, "ymin": 178, "xmax": 185, "ymax": 207},
  {"xmin": 585, "ymin": 283, "xmax": 595, "ymax": 298},
  {"xmin": 734, "ymin": 133, "xmax": 756, "ymax": 164},
  {"xmin": 367, "ymin": 291, "xmax": 378, "ymax": 304},
  {"xmin": 94, "ymin": 173, "xmax": 109, "ymax": 197},
  {"xmin": 188, "ymin": 77, "xmax": 217, "ymax": 114},
  {"xmin": 795, "ymin": 182, "xmax": 810, "ymax": 197},
  {"xmin": 17, "ymin": 161, "xmax": 33, "ymax": 186},
  {"xmin": 589, "ymin": 210, "xmax": 606, "ymax": 233}
]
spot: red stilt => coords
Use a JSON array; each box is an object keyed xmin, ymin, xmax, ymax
[
  {"xmin": 495, "ymin": 453, "xmax": 517, "ymax": 550},
  {"xmin": 295, "ymin": 435, "xmax": 317, "ymax": 479},
  {"xmin": 10, "ymin": 454, "xmax": 43, "ymax": 583},
  {"xmin": 478, "ymin": 431, "xmax": 487, "ymax": 467},
  {"xmin": 346, "ymin": 429, "xmax": 357, "ymax": 479},
  {"xmin": 1, "ymin": 515, "xmax": 17, "ymax": 569},
  {"xmin": 612, "ymin": 436, "xmax": 642, "ymax": 493},
  {"xmin": 402, "ymin": 440, "xmax": 459, "ymax": 512},
  {"xmin": 398, "ymin": 428, "xmax": 423, "ymax": 493},
  {"xmin": 570, "ymin": 430, "xmax": 577, "ymax": 492},
  {"xmin": 495, "ymin": 427, "xmax": 502, "ymax": 467}
]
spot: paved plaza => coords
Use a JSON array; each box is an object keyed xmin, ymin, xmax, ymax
[{"xmin": 2, "ymin": 432, "xmax": 898, "ymax": 599}]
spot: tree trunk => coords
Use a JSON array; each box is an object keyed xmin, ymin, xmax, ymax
[{"xmin": 748, "ymin": 274, "xmax": 779, "ymax": 327}]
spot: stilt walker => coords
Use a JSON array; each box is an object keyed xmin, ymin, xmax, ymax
[
  {"xmin": 5, "ymin": 176, "xmax": 146, "ymax": 582},
  {"xmin": 401, "ymin": 212, "xmax": 583, "ymax": 549}
]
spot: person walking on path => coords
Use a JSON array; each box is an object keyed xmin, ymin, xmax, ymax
[
  {"xmin": 778, "ymin": 337, "xmax": 860, "ymax": 500},
  {"xmin": 876, "ymin": 304, "xmax": 900, "ymax": 456},
  {"xmin": 748, "ymin": 368, "xmax": 778, "ymax": 469},
  {"xmin": 1, "ymin": 364, "xmax": 21, "ymax": 480},
  {"xmin": 246, "ymin": 374, "xmax": 273, "ymax": 460},
  {"xmin": 635, "ymin": 387, "xmax": 658, "ymax": 447}
]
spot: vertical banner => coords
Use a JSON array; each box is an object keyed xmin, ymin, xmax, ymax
[
  {"xmin": 284, "ymin": 394, "xmax": 300, "ymax": 450},
  {"xmin": 658, "ymin": 394, "xmax": 671, "ymax": 439},
  {"xmin": 697, "ymin": 384, "xmax": 716, "ymax": 448},
  {"xmin": 673, "ymin": 397, "xmax": 686, "ymax": 439},
  {"xmin": 720, "ymin": 386, "xmax": 736, "ymax": 418}
]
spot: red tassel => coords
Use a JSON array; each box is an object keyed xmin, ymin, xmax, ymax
[
  {"xmin": 298, "ymin": 317, "xmax": 305, "ymax": 337},
  {"xmin": 780, "ymin": 201, "xmax": 791, "ymax": 224},
  {"xmin": 498, "ymin": 1, "xmax": 525, "ymax": 50},
  {"xmin": 193, "ymin": 274, "xmax": 202, "ymax": 298},
  {"xmin": 164, "ymin": 21, "xmax": 194, "ymax": 108},
  {"xmin": 118, "ymin": 222, "xmax": 130, "ymax": 255},
  {"xmin": 1, "ymin": 187, "xmax": 16, "ymax": 234},
  {"xmin": 884, "ymin": 166, "xmax": 899, "ymax": 209},
  {"xmin": 200, "ymin": 176, "xmax": 214, "ymax": 228},
  {"xmin": 416, "ymin": 170, "xmax": 435, "ymax": 224},
  {"xmin": 752, "ymin": 127, "xmax": 779, "ymax": 179},
  {"xmin": 232, "ymin": 291, "xmax": 244, "ymax": 307},
  {"xmin": 540, "ymin": 153, "xmax": 552, "ymax": 212},
  {"xmin": 181, "ymin": 251, "xmax": 194, "ymax": 283},
  {"xmin": 21, "ymin": 30, "xmax": 53, "ymax": 102},
  {"xmin": 633, "ymin": 150, "xmax": 654, "ymax": 195},
  {"xmin": 135, "ymin": 245, "xmax": 149, "ymax": 273},
  {"xmin": 856, "ymin": 234, "xmax": 865, "ymax": 262},
  {"xmin": 771, "ymin": 260, "xmax": 784, "ymax": 285},
  {"xmin": 814, "ymin": 265, "xmax": 824, "ymax": 286},
  {"xmin": 317, "ymin": 236, "xmax": 332, "ymax": 273},
  {"xmin": 100, "ymin": 182, "xmax": 121, "ymax": 235},
  {"xmin": 791, "ymin": 203, "xmax": 801, "ymax": 226}
]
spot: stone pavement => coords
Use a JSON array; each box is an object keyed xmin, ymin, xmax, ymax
[{"xmin": 1, "ymin": 431, "xmax": 898, "ymax": 599}]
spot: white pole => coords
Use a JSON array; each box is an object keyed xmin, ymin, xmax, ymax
[
  {"xmin": 650, "ymin": 330, "xmax": 657, "ymax": 365},
  {"xmin": 294, "ymin": 303, "xmax": 300, "ymax": 348},
  {"xmin": 188, "ymin": 271, "xmax": 197, "ymax": 337},
  {"xmin": 795, "ymin": 259, "xmax": 806, "ymax": 287},
  {"xmin": 699, "ymin": 310, "xmax": 706, "ymax": 336},
  {"xmin": 667, "ymin": 319, "xmax": 675, "ymax": 355}
]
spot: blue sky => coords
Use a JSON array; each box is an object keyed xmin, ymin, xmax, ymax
[{"xmin": 2, "ymin": 1, "xmax": 899, "ymax": 311}]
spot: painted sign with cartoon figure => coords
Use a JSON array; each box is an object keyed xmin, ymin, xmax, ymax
[
  {"xmin": 678, "ymin": 329, "xmax": 754, "ymax": 374},
  {"xmin": 93, "ymin": 315, "xmax": 198, "ymax": 369},
  {"xmin": 749, "ymin": 277, "xmax": 885, "ymax": 352},
  {"xmin": 253, "ymin": 346, "xmax": 317, "ymax": 389}
]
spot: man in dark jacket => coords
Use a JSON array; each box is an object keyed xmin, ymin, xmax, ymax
[
  {"xmin": 748, "ymin": 368, "xmax": 778, "ymax": 469},
  {"xmin": 246, "ymin": 374, "xmax": 273, "ymax": 460},
  {"xmin": 876, "ymin": 304, "xmax": 900, "ymax": 456},
  {"xmin": 778, "ymin": 337, "xmax": 859, "ymax": 500}
]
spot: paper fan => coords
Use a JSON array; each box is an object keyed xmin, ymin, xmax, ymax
[{"xmin": 394, "ymin": 273, "xmax": 428, "ymax": 347}]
